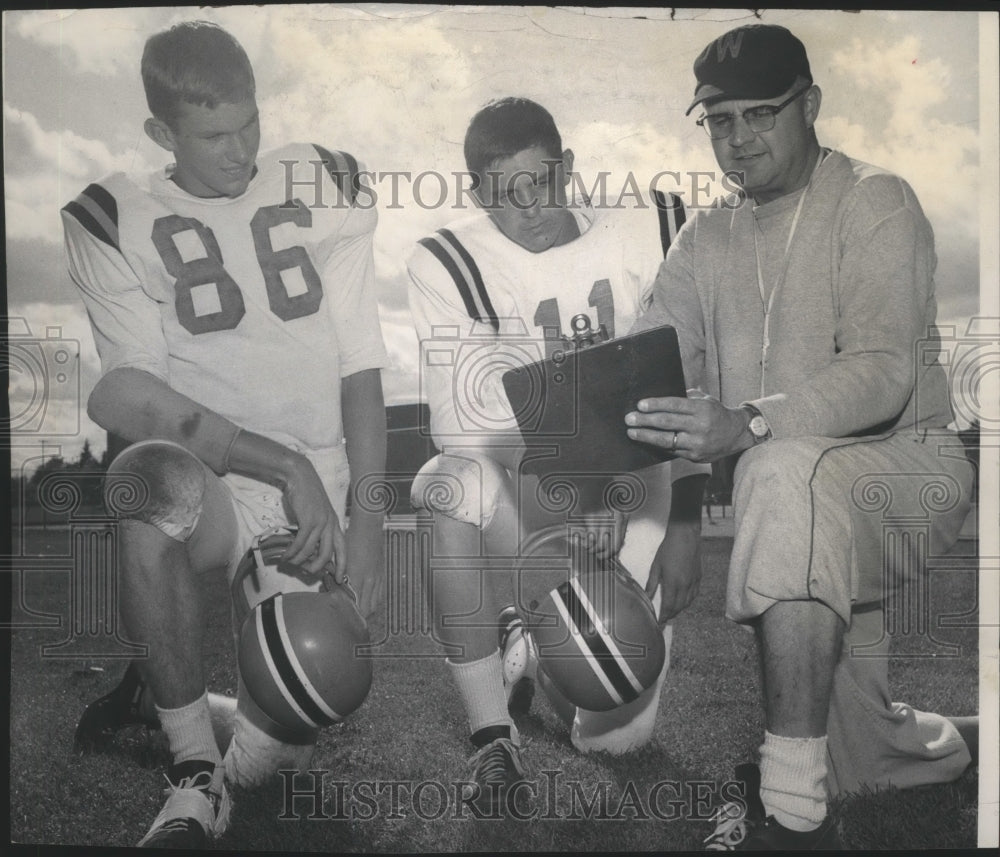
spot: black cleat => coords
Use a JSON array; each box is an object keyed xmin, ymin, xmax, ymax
[
  {"xmin": 737, "ymin": 814, "xmax": 843, "ymax": 851},
  {"xmin": 468, "ymin": 726, "xmax": 528, "ymax": 816},
  {"xmin": 74, "ymin": 662, "xmax": 159, "ymax": 755},
  {"xmin": 704, "ymin": 763, "xmax": 765, "ymax": 850},
  {"xmin": 704, "ymin": 762, "xmax": 841, "ymax": 851}
]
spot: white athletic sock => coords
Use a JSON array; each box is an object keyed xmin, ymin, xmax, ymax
[
  {"xmin": 758, "ymin": 731, "xmax": 828, "ymax": 832},
  {"xmin": 157, "ymin": 691, "xmax": 222, "ymax": 767},
  {"xmin": 448, "ymin": 650, "xmax": 512, "ymax": 736}
]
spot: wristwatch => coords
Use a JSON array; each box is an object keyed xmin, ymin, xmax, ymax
[{"xmin": 741, "ymin": 404, "xmax": 772, "ymax": 444}]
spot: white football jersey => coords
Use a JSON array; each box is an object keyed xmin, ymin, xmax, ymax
[
  {"xmin": 407, "ymin": 193, "xmax": 684, "ymax": 451},
  {"xmin": 62, "ymin": 143, "xmax": 387, "ymax": 454}
]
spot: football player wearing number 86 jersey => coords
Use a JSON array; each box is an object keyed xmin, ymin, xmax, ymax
[
  {"xmin": 406, "ymin": 97, "xmax": 710, "ymax": 812},
  {"xmin": 61, "ymin": 21, "xmax": 388, "ymax": 848}
]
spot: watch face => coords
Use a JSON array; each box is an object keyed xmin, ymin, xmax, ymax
[{"xmin": 749, "ymin": 415, "xmax": 769, "ymax": 439}]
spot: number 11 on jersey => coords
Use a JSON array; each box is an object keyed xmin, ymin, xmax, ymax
[{"xmin": 532, "ymin": 278, "xmax": 615, "ymax": 359}]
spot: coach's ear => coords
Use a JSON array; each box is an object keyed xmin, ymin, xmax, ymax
[
  {"xmin": 561, "ymin": 148, "xmax": 574, "ymax": 183},
  {"xmin": 144, "ymin": 117, "xmax": 178, "ymax": 153},
  {"xmin": 803, "ymin": 84, "xmax": 822, "ymax": 129}
]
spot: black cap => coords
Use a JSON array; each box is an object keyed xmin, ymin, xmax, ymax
[{"xmin": 686, "ymin": 24, "xmax": 812, "ymax": 116}]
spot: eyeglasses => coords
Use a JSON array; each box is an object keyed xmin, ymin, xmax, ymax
[{"xmin": 696, "ymin": 87, "xmax": 810, "ymax": 140}]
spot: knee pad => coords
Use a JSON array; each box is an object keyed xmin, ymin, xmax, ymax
[
  {"xmin": 409, "ymin": 451, "xmax": 510, "ymax": 529},
  {"xmin": 105, "ymin": 440, "xmax": 206, "ymax": 541}
]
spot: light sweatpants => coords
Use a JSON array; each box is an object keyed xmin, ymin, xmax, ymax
[{"xmin": 727, "ymin": 431, "xmax": 974, "ymax": 796}]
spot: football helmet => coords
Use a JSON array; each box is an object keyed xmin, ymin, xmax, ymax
[
  {"xmin": 234, "ymin": 529, "xmax": 373, "ymax": 732},
  {"xmin": 232, "ymin": 526, "xmax": 324, "ymax": 624},
  {"xmin": 519, "ymin": 526, "xmax": 665, "ymax": 712}
]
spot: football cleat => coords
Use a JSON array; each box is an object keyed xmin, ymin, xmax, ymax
[
  {"xmin": 705, "ymin": 763, "xmax": 765, "ymax": 850},
  {"xmin": 499, "ymin": 606, "xmax": 536, "ymax": 717},
  {"xmin": 467, "ymin": 727, "xmax": 528, "ymax": 816},
  {"xmin": 237, "ymin": 549, "xmax": 373, "ymax": 733},
  {"xmin": 74, "ymin": 661, "xmax": 159, "ymax": 755},
  {"xmin": 702, "ymin": 763, "xmax": 843, "ymax": 851},
  {"xmin": 522, "ymin": 535, "xmax": 664, "ymax": 712},
  {"xmin": 136, "ymin": 759, "xmax": 231, "ymax": 848},
  {"xmin": 733, "ymin": 814, "xmax": 843, "ymax": 851}
]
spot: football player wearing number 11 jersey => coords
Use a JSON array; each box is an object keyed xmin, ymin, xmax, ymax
[
  {"xmin": 406, "ymin": 97, "xmax": 710, "ymax": 812},
  {"xmin": 61, "ymin": 21, "xmax": 388, "ymax": 848}
]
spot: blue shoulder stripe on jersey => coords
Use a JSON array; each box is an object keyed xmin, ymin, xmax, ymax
[
  {"xmin": 438, "ymin": 228, "xmax": 498, "ymax": 329},
  {"xmin": 417, "ymin": 234, "xmax": 480, "ymax": 324},
  {"xmin": 312, "ymin": 144, "xmax": 360, "ymax": 206},
  {"xmin": 418, "ymin": 228, "xmax": 499, "ymax": 331},
  {"xmin": 62, "ymin": 183, "xmax": 119, "ymax": 251},
  {"xmin": 652, "ymin": 190, "xmax": 686, "ymax": 258}
]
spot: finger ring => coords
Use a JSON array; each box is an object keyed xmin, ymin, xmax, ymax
[{"xmin": 671, "ymin": 431, "xmax": 679, "ymax": 451}]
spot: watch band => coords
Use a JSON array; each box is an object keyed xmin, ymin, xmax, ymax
[{"xmin": 741, "ymin": 404, "xmax": 772, "ymax": 443}]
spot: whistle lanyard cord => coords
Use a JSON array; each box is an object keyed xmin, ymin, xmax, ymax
[{"xmin": 751, "ymin": 149, "xmax": 828, "ymax": 398}]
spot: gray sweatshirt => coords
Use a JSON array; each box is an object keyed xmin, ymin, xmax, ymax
[{"xmin": 633, "ymin": 149, "xmax": 954, "ymax": 438}]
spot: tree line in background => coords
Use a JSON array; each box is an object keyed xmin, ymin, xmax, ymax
[{"xmin": 11, "ymin": 439, "xmax": 111, "ymax": 521}]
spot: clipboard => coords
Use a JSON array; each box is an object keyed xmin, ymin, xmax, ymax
[{"xmin": 501, "ymin": 324, "xmax": 687, "ymax": 477}]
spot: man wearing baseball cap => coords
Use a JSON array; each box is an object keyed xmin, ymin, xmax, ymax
[{"xmin": 628, "ymin": 24, "xmax": 977, "ymax": 850}]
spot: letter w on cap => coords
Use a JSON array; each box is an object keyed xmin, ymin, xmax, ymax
[{"xmin": 715, "ymin": 30, "xmax": 744, "ymax": 61}]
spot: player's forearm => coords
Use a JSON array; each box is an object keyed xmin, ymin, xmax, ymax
[
  {"xmin": 88, "ymin": 367, "xmax": 307, "ymax": 484},
  {"xmin": 88, "ymin": 368, "xmax": 240, "ymax": 473},
  {"xmin": 342, "ymin": 368, "xmax": 387, "ymax": 526}
]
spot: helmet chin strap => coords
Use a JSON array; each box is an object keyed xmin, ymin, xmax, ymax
[
  {"xmin": 232, "ymin": 526, "xmax": 361, "ymax": 626},
  {"xmin": 250, "ymin": 525, "xmax": 297, "ymax": 581}
]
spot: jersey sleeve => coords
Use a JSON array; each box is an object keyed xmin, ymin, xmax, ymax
[
  {"xmin": 406, "ymin": 238, "xmax": 519, "ymax": 454},
  {"xmin": 61, "ymin": 184, "xmax": 169, "ymax": 381},
  {"xmin": 310, "ymin": 149, "xmax": 388, "ymax": 379}
]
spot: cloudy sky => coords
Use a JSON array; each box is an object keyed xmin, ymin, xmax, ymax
[{"xmin": 4, "ymin": 5, "xmax": 997, "ymax": 475}]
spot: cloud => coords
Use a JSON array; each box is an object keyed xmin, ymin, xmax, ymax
[
  {"xmin": 819, "ymin": 32, "xmax": 981, "ymax": 336},
  {"xmin": 823, "ymin": 35, "xmax": 978, "ymax": 229},
  {"xmin": 10, "ymin": 7, "xmax": 157, "ymax": 77},
  {"xmin": 566, "ymin": 119, "xmax": 723, "ymax": 208},
  {"xmin": 4, "ymin": 6, "xmax": 988, "ymax": 446},
  {"xmin": 253, "ymin": 12, "xmax": 476, "ymax": 170},
  {"xmin": 379, "ymin": 304, "xmax": 421, "ymax": 406},
  {"xmin": 4, "ymin": 104, "xmax": 155, "ymax": 243},
  {"xmin": 5, "ymin": 237, "xmax": 83, "ymax": 306}
]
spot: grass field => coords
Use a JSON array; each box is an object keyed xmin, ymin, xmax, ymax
[{"xmin": 9, "ymin": 523, "xmax": 980, "ymax": 851}]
